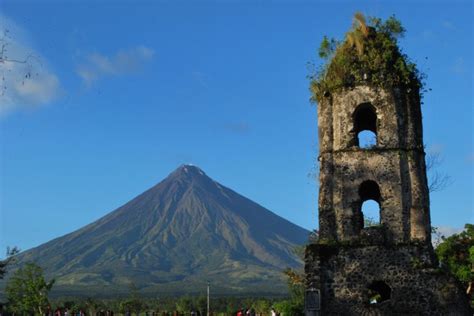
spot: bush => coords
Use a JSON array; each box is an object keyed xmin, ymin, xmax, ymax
[{"xmin": 309, "ymin": 13, "xmax": 424, "ymax": 102}]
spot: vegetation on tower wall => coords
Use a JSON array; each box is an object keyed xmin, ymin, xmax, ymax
[{"xmin": 309, "ymin": 13, "xmax": 425, "ymax": 103}]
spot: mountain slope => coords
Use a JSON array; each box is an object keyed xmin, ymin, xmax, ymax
[{"xmin": 12, "ymin": 165, "xmax": 310, "ymax": 296}]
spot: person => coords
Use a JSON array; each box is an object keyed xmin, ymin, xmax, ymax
[
  {"xmin": 270, "ymin": 308, "xmax": 277, "ymax": 316},
  {"xmin": 191, "ymin": 310, "xmax": 197, "ymax": 316},
  {"xmin": 236, "ymin": 309, "xmax": 243, "ymax": 316}
]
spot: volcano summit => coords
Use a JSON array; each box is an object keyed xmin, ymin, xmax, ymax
[{"xmin": 12, "ymin": 165, "xmax": 310, "ymax": 297}]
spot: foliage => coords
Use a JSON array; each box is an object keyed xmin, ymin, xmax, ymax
[
  {"xmin": 174, "ymin": 296, "xmax": 192, "ymax": 313},
  {"xmin": 0, "ymin": 246, "xmax": 20, "ymax": 279},
  {"xmin": 48, "ymin": 296, "xmax": 279, "ymax": 315},
  {"xmin": 252, "ymin": 299, "xmax": 271, "ymax": 314},
  {"xmin": 364, "ymin": 216, "xmax": 380, "ymax": 227},
  {"xmin": 277, "ymin": 246, "xmax": 306, "ymax": 315},
  {"xmin": 435, "ymin": 224, "xmax": 474, "ymax": 287},
  {"xmin": 273, "ymin": 297, "xmax": 303, "ymax": 316},
  {"xmin": 273, "ymin": 232, "xmax": 324, "ymax": 315},
  {"xmin": 282, "ymin": 269, "xmax": 304, "ymax": 312},
  {"xmin": 118, "ymin": 283, "xmax": 147, "ymax": 315},
  {"xmin": 5, "ymin": 262, "xmax": 55, "ymax": 314},
  {"xmin": 119, "ymin": 298, "xmax": 146, "ymax": 315},
  {"xmin": 84, "ymin": 297, "xmax": 102, "ymax": 316},
  {"xmin": 364, "ymin": 217, "xmax": 375, "ymax": 227},
  {"xmin": 310, "ymin": 13, "xmax": 424, "ymax": 102}
]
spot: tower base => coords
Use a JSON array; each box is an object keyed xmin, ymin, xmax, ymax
[{"xmin": 305, "ymin": 240, "xmax": 471, "ymax": 315}]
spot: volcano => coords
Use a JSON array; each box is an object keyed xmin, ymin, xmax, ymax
[{"xmin": 11, "ymin": 165, "xmax": 310, "ymax": 297}]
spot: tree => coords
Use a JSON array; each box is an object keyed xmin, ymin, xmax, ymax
[
  {"xmin": 0, "ymin": 29, "xmax": 41, "ymax": 97},
  {"xmin": 0, "ymin": 247, "xmax": 20, "ymax": 279},
  {"xmin": 175, "ymin": 296, "xmax": 192, "ymax": 313},
  {"xmin": 5, "ymin": 262, "xmax": 55, "ymax": 314},
  {"xmin": 84, "ymin": 297, "xmax": 101, "ymax": 316},
  {"xmin": 119, "ymin": 298, "xmax": 145, "ymax": 316},
  {"xmin": 253, "ymin": 299, "xmax": 271, "ymax": 315},
  {"xmin": 276, "ymin": 231, "xmax": 319, "ymax": 315},
  {"xmin": 277, "ymin": 244, "xmax": 308, "ymax": 315},
  {"xmin": 119, "ymin": 283, "xmax": 146, "ymax": 316},
  {"xmin": 435, "ymin": 224, "xmax": 474, "ymax": 302},
  {"xmin": 425, "ymin": 150, "xmax": 452, "ymax": 193},
  {"xmin": 273, "ymin": 292, "xmax": 304, "ymax": 316}
]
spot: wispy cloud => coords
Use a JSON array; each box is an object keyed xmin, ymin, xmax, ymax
[
  {"xmin": 421, "ymin": 29, "xmax": 435, "ymax": 41},
  {"xmin": 426, "ymin": 143, "xmax": 444, "ymax": 155},
  {"xmin": 437, "ymin": 225, "xmax": 464, "ymax": 237},
  {"xmin": 0, "ymin": 15, "xmax": 60, "ymax": 116},
  {"xmin": 76, "ymin": 46, "xmax": 155, "ymax": 86},
  {"xmin": 467, "ymin": 153, "xmax": 474, "ymax": 164},
  {"xmin": 442, "ymin": 20, "xmax": 456, "ymax": 31},
  {"xmin": 222, "ymin": 121, "xmax": 251, "ymax": 134},
  {"xmin": 432, "ymin": 225, "xmax": 464, "ymax": 247},
  {"xmin": 450, "ymin": 57, "xmax": 467, "ymax": 75}
]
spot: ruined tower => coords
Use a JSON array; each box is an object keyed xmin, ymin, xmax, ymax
[{"xmin": 304, "ymin": 15, "xmax": 471, "ymax": 315}]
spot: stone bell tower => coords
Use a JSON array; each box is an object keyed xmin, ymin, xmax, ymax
[
  {"xmin": 317, "ymin": 86, "xmax": 430, "ymax": 244},
  {"xmin": 304, "ymin": 84, "xmax": 471, "ymax": 315}
]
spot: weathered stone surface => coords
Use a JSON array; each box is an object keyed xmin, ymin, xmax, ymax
[
  {"xmin": 305, "ymin": 243, "xmax": 470, "ymax": 315},
  {"xmin": 317, "ymin": 86, "xmax": 429, "ymax": 243},
  {"xmin": 306, "ymin": 85, "xmax": 471, "ymax": 314}
]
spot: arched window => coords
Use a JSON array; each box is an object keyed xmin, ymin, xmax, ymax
[
  {"xmin": 359, "ymin": 180, "xmax": 381, "ymax": 227},
  {"xmin": 353, "ymin": 103, "xmax": 377, "ymax": 148},
  {"xmin": 368, "ymin": 281, "xmax": 391, "ymax": 304}
]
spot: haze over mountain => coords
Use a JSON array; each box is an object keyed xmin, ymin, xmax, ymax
[{"xmin": 7, "ymin": 165, "xmax": 310, "ymax": 297}]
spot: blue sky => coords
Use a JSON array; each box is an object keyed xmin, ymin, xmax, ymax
[{"xmin": 0, "ymin": 0, "xmax": 472, "ymax": 253}]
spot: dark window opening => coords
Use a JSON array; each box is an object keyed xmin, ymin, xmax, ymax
[
  {"xmin": 359, "ymin": 180, "xmax": 382, "ymax": 227},
  {"xmin": 368, "ymin": 281, "xmax": 391, "ymax": 304},
  {"xmin": 354, "ymin": 103, "xmax": 377, "ymax": 148}
]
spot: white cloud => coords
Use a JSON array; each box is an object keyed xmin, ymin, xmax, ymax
[
  {"xmin": 0, "ymin": 15, "xmax": 60, "ymax": 116},
  {"xmin": 437, "ymin": 225, "xmax": 464, "ymax": 237},
  {"xmin": 76, "ymin": 46, "xmax": 155, "ymax": 86},
  {"xmin": 432, "ymin": 225, "xmax": 464, "ymax": 247}
]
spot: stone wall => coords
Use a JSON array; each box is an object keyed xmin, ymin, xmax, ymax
[{"xmin": 305, "ymin": 242, "xmax": 471, "ymax": 315}]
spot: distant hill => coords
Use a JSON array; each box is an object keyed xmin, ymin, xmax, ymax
[{"xmin": 5, "ymin": 165, "xmax": 310, "ymax": 297}]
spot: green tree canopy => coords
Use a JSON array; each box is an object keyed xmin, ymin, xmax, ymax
[
  {"xmin": 436, "ymin": 224, "xmax": 474, "ymax": 287},
  {"xmin": 310, "ymin": 13, "xmax": 424, "ymax": 102},
  {"xmin": 5, "ymin": 262, "xmax": 55, "ymax": 315}
]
